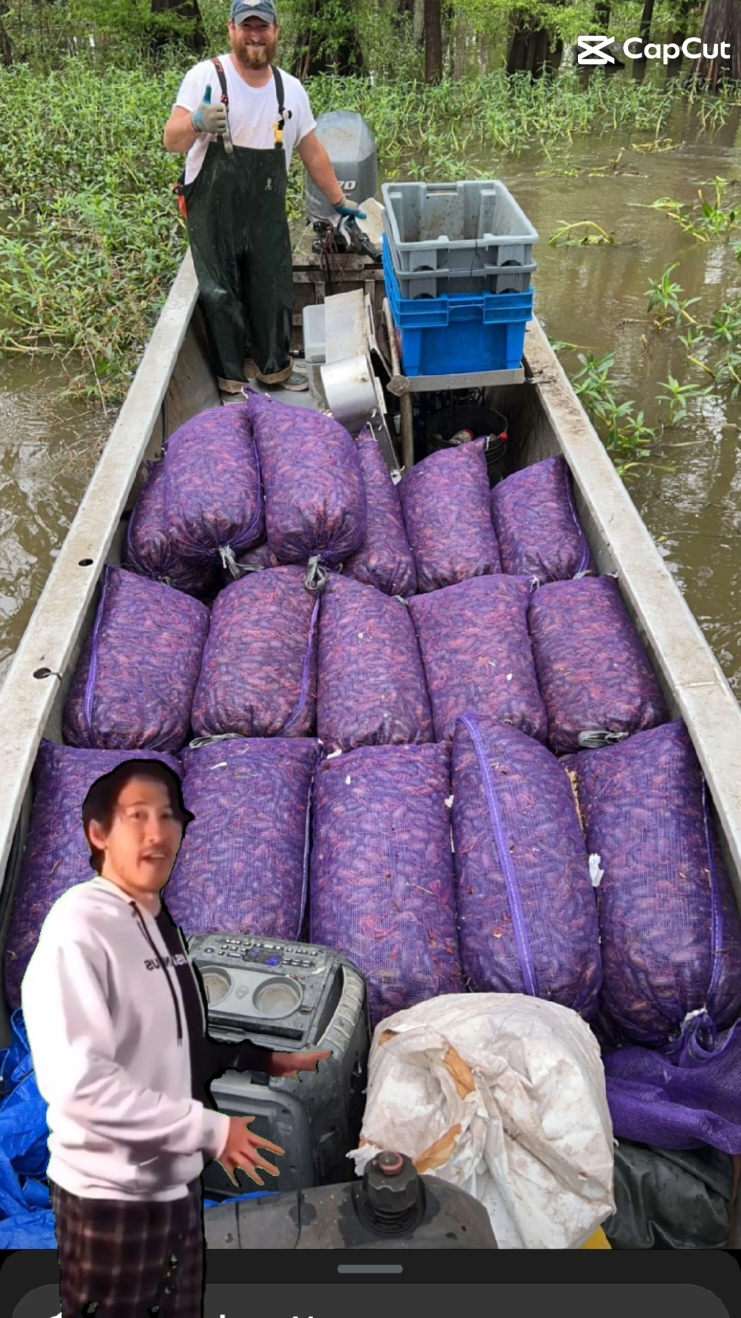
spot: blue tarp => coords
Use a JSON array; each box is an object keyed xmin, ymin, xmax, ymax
[
  {"xmin": 0, "ymin": 1009, "xmax": 278, "ymax": 1247},
  {"xmin": 0, "ymin": 1008, "xmax": 57, "ymax": 1247}
]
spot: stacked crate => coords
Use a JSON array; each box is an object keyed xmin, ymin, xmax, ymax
[{"xmin": 381, "ymin": 180, "xmax": 538, "ymax": 377}]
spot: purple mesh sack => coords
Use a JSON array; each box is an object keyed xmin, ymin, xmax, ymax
[
  {"xmin": 63, "ymin": 566, "xmax": 210, "ymax": 753},
  {"xmin": 490, "ymin": 454, "xmax": 596, "ymax": 583},
  {"xmin": 310, "ymin": 743, "xmax": 463, "ymax": 1027},
  {"xmin": 399, "ymin": 438, "xmax": 501, "ymax": 593},
  {"xmin": 161, "ymin": 404, "xmax": 263, "ymax": 576},
  {"xmin": 528, "ymin": 576, "xmax": 668, "ymax": 755},
  {"xmin": 248, "ymin": 391, "xmax": 366, "ymax": 567},
  {"xmin": 603, "ymin": 1022, "xmax": 741, "ymax": 1154},
  {"xmin": 563, "ymin": 721, "xmax": 741, "ymax": 1046},
  {"xmin": 191, "ymin": 566, "xmax": 318, "ymax": 739},
  {"xmin": 4, "ymin": 742, "xmax": 182, "ymax": 1010},
  {"xmin": 343, "ymin": 427, "xmax": 417, "ymax": 598},
  {"xmin": 316, "ymin": 575, "xmax": 433, "ymax": 753},
  {"xmin": 122, "ymin": 458, "xmax": 217, "ymax": 598},
  {"xmin": 451, "ymin": 714, "xmax": 601, "ymax": 1017},
  {"xmin": 165, "ymin": 737, "xmax": 319, "ymax": 939},
  {"xmin": 409, "ymin": 575, "xmax": 548, "ymax": 743}
]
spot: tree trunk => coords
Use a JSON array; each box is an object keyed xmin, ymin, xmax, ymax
[
  {"xmin": 665, "ymin": 0, "xmax": 693, "ymax": 78},
  {"xmin": 424, "ymin": 0, "xmax": 443, "ymax": 82},
  {"xmin": 507, "ymin": 10, "xmax": 563, "ymax": 78},
  {"xmin": 693, "ymin": 0, "xmax": 741, "ymax": 88},
  {"xmin": 631, "ymin": 0, "xmax": 655, "ymax": 82},
  {"xmin": 0, "ymin": 5, "xmax": 11, "ymax": 66},
  {"xmin": 290, "ymin": 0, "xmax": 365, "ymax": 77},
  {"xmin": 594, "ymin": 3, "xmax": 610, "ymax": 27},
  {"xmin": 413, "ymin": 0, "xmax": 425, "ymax": 46},
  {"xmin": 150, "ymin": 0, "xmax": 206, "ymax": 51}
]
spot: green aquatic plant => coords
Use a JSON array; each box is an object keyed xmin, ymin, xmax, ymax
[
  {"xmin": 549, "ymin": 221, "xmax": 616, "ymax": 246},
  {"xmin": 568, "ymin": 351, "xmax": 659, "ymax": 458},
  {"xmin": 648, "ymin": 178, "xmax": 740, "ymax": 243},
  {"xmin": 646, "ymin": 265, "xmax": 700, "ymax": 328},
  {"xmin": 656, "ymin": 375, "xmax": 713, "ymax": 426}
]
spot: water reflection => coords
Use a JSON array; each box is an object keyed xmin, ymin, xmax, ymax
[{"xmin": 0, "ymin": 361, "xmax": 106, "ymax": 684}]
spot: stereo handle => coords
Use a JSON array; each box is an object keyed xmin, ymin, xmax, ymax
[{"xmin": 317, "ymin": 963, "xmax": 367, "ymax": 1053}]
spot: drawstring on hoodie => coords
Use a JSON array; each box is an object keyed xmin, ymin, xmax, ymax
[{"xmin": 130, "ymin": 903, "xmax": 183, "ymax": 1045}]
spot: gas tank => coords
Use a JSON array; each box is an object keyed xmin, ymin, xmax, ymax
[
  {"xmin": 305, "ymin": 111, "xmax": 378, "ymax": 222},
  {"xmin": 204, "ymin": 1151, "xmax": 497, "ymax": 1249}
]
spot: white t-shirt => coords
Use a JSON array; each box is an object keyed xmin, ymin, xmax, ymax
[{"xmin": 175, "ymin": 55, "xmax": 317, "ymax": 183}]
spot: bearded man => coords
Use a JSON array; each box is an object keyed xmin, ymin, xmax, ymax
[{"xmin": 164, "ymin": 0, "xmax": 363, "ymax": 394}]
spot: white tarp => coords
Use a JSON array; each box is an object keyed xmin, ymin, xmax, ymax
[{"xmin": 349, "ymin": 992, "xmax": 615, "ymax": 1249}]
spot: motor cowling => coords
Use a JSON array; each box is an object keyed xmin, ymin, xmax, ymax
[{"xmin": 305, "ymin": 110, "xmax": 378, "ymax": 223}]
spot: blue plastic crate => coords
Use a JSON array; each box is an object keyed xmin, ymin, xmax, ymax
[{"xmin": 383, "ymin": 239, "xmax": 533, "ymax": 377}]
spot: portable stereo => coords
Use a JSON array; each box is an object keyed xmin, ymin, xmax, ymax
[{"xmin": 187, "ymin": 933, "xmax": 370, "ymax": 1200}]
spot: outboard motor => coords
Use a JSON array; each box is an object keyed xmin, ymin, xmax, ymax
[{"xmin": 305, "ymin": 110, "xmax": 380, "ymax": 259}]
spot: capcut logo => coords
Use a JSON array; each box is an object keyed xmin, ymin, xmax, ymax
[
  {"xmin": 577, "ymin": 35, "xmax": 732, "ymax": 67},
  {"xmin": 577, "ymin": 35, "xmax": 616, "ymax": 65}
]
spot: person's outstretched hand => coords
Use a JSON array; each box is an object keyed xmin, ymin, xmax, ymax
[
  {"xmin": 265, "ymin": 1049, "xmax": 332, "ymax": 1080},
  {"xmin": 216, "ymin": 1115, "xmax": 285, "ymax": 1189}
]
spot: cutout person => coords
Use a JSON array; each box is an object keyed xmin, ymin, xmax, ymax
[{"xmin": 22, "ymin": 760, "xmax": 329, "ymax": 1317}]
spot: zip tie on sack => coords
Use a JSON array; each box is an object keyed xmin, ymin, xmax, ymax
[
  {"xmin": 588, "ymin": 854, "xmax": 604, "ymax": 888},
  {"xmin": 702, "ymin": 777, "xmax": 725, "ymax": 1009},
  {"xmin": 284, "ymin": 595, "xmax": 320, "ymax": 734},
  {"xmin": 305, "ymin": 556, "xmax": 329, "ymax": 593},
  {"xmin": 563, "ymin": 458, "xmax": 594, "ymax": 578},
  {"xmin": 187, "ymin": 732, "xmax": 242, "ymax": 753},
  {"xmin": 82, "ymin": 564, "xmax": 111, "ymax": 743},
  {"xmin": 578, "ymin": 730, "xmax": 631, "ymax": 750},
  {"xmin": 459, "ymin": 713, "xmax": 539, "ymax": 998},
  {"xmin": 219, "ymin": 545, "xmax": 242, "ymax": 580}
]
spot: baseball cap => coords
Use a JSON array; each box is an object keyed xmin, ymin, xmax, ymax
[{"xmin": 231, "ymin": 0, "xmax": 277, "ymax": 23}]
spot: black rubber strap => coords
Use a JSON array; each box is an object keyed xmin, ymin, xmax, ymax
[
  {"xmin": 273, "ymin": 64, "xmax": 285, "ymax": 118},
  {"xmin": 273, "ymin": 65, "xmax": 293, "ymax": 149}
]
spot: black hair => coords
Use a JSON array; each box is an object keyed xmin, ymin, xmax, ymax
[{"xmin": 82, "ymin": 760, "xmax": 194, "ymax": 874}]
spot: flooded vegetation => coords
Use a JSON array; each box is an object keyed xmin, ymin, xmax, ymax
[{"xmin": 0, "ymin": 65, "xmax": 739, "ymax": 689}]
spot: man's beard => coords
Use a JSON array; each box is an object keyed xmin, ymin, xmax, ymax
[{"xmin": 230, "ymin": 30, "xmax": 278, "ymax": 71}]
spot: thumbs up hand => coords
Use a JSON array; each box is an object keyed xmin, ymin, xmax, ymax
[{"xmin": 191, "ymin": 84, "xmax": 228, "ymax": 136}]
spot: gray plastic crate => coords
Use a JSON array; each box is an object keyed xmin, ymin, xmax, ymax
[
  {"xmin": 382, "ymin": 216, "xmax": 536, "ymax": 299},
  {"xmin": 381, "ymin": 180, "xmax": 538, "ymax": 274}
]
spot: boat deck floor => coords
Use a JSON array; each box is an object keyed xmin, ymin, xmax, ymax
[{"xmin": 221, "ymin": 358, "xmax": 319, "ymax": 411}]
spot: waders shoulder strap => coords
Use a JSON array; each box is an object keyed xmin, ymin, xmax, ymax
[
  {"xmin": 272, "ymin": 66, "xmax": 291, "ymax": 150},
  {"xmin": 211, "ymin": 56, "xmax": 230, "ymax": 109}
]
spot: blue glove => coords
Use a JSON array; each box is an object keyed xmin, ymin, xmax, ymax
[{"xmin": 333, "ymin": 198, "xmax": 367, "ymax": 220}]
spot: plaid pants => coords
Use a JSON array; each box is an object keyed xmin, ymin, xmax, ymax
[{"xmin": 48, "ymin": 1177, "xmax": 204, "ymax": 1318}]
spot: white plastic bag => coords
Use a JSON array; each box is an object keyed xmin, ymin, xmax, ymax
[{"xmin": 349, "ymin": 993, "xmax": 615, "ymax": 1249}]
